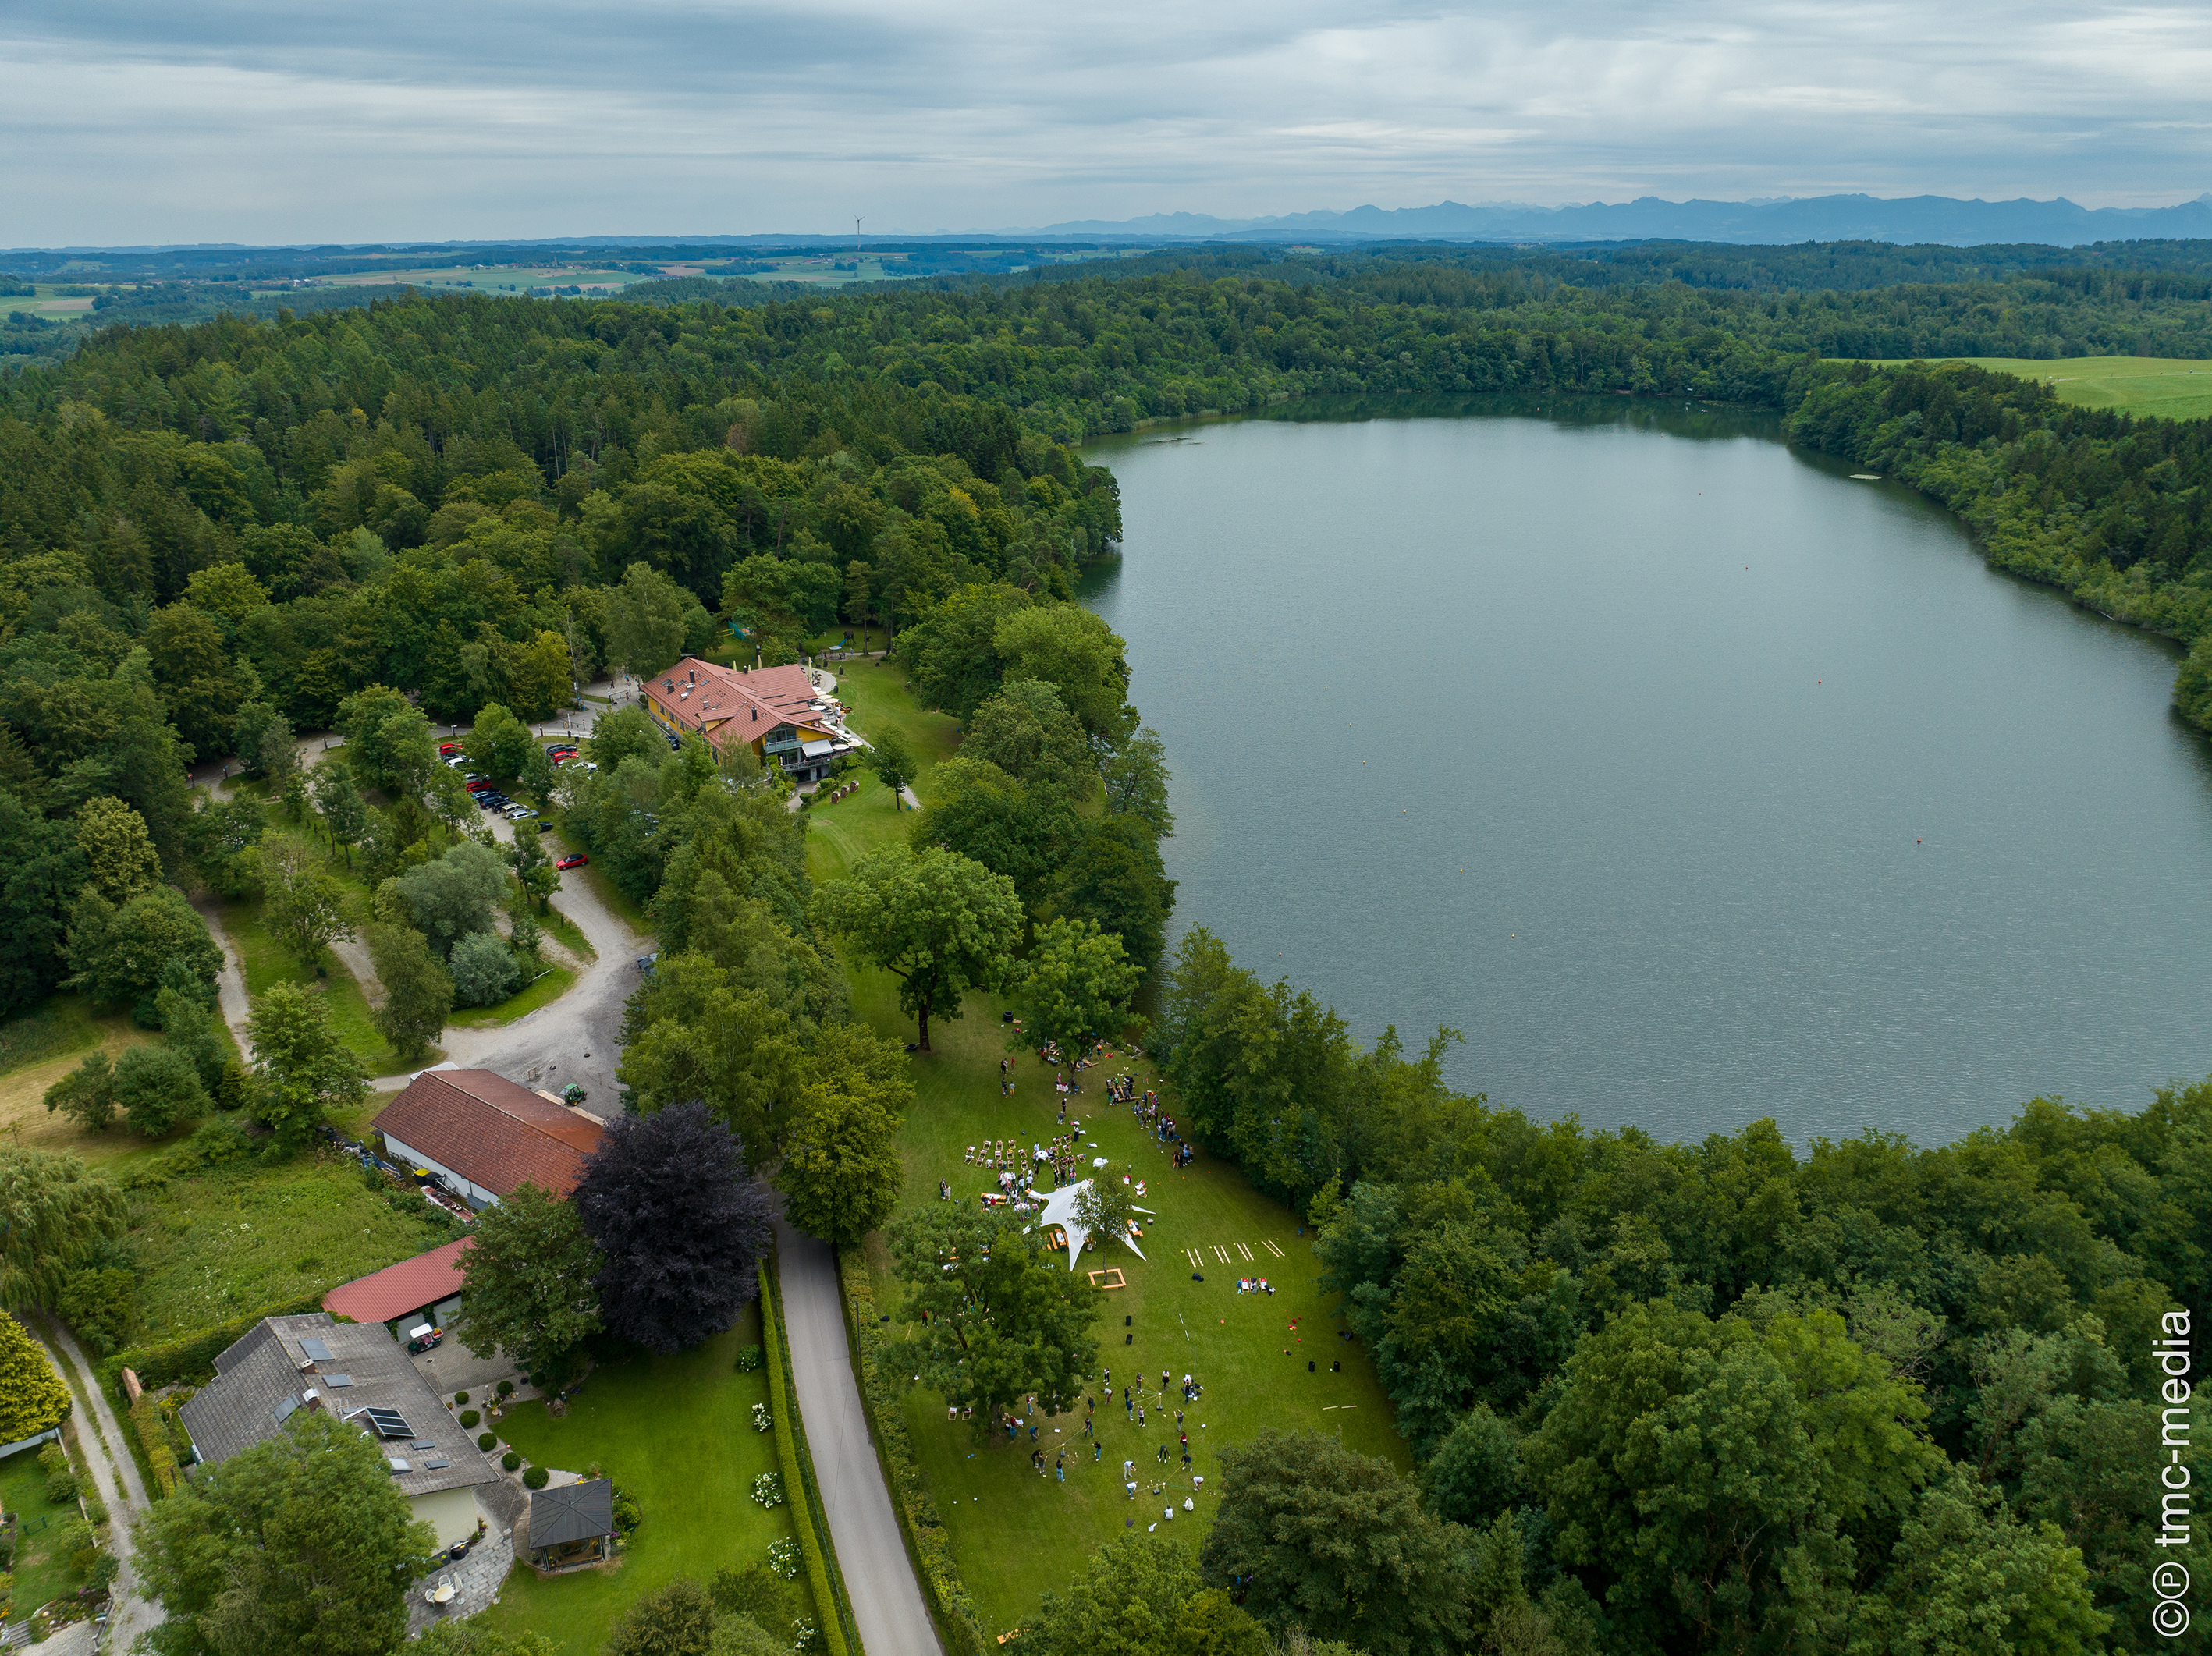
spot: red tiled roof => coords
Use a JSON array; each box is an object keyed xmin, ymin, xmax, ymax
[
  {"xmin": 322, "ymin": 1236, "xmax": 474, "ymax": 1325},
  {"xmin": 371, "ymin": 1069, "xmax": 604, "ymax": 1199},
  {"xmin": 643, "ymin": 658, "xmax": 838, "ymax": 748}
]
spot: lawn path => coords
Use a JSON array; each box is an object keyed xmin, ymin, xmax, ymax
[
  {"xmin": 190, "ymin": 895, "xmax": 254, "ymax": 1055},
  {"xmin": 34, "ymin": 1318, "xmax": 166, "ymax": 1652},
  {"xmin": 775, "ymin": 1216, "xmax": 943, "ymax": 1656}
]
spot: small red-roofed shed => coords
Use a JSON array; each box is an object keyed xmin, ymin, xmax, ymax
[{"xmin": 323, "ymin": 1236, "xmax": 474, "ymax": 1331}]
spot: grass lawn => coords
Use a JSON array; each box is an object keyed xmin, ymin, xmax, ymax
[
  {"xmin": 540, "ymin": 906, "xmax": 598, "ymax": 963},
  {"xmin": 130, "ymin": 1151, "xmax": 449, "ymax": 1341},
  {"xmin": 1860, "ymin": 355, "xmax": 2212, "ymax": 420},
  {"xmin": 217, "ymin": 892, "xmax": 414, "ymax": 1075},
  {"xmin": 0, "ymin": 1444, "xmax": 87, "ymax": 1616},
  {"xmin": 448, "ymin": 963, "xmax": 577, "ymax": 1029},
  {"xmin": 475, "ymin": 1316, "xmax": 804, "ymax": 1655},
  {"xmin": 806, "ymin": 665, "xmax": 1407, "ymax": 1636},
  {"xmin": 0, "ymin": 994, "xmax": 114, "ymax": 1080}
]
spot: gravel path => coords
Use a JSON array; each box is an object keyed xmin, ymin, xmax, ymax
[{"xmin": 34, "ymin": 1319, "xmax": 165, "ymax": 1653}]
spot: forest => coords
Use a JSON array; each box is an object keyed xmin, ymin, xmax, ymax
[{"xmin": 0, "ymin": 254, "xmax": 2206, "ymax": 1654}]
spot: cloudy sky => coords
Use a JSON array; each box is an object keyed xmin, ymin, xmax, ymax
[{"xmin": 5, "ymin": 0, "xmax": 2210, "ymax": 245}]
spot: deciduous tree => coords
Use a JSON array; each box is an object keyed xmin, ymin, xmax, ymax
[
  {"xmin": 64, "ymin": 883, "xmax": 223, "ymax": 1021},
  {"xmin": 573, "ymin": 1102, "xmax": 772, "ymax": 1354},
  {"xmin": 363, "ymin": 921, "xmax": 452, "ymax": 1062},
  {"xmin": 464, "ymin": 700, "xmax": 538, "ymax": 784},
  {"xmin": 458, "ymin": 1182, "xmax": 602, "ymax": 1375},
  {"xmin": 810, "ymin": 845, "xmax": 1021, "ymax": 1049},
  {"xmin": 965, "ymin": 679, "xmax": 1090, "ymax": 787},
  {"xmin": 885, "ymin": 1204, "xmax": 1100, "ymax": 1432},
  {"xmin": 449, "ymin": 931, "xmax": 521, "ymax": 1007},
  {"xmin": 244, "ymin": 981, "xmax": 365, "ymax": 1149},
  {"xmin": 132, "ymin": 1407, "xmax": 438, "ymax": 1656},
  {"xmin": 1009, "ymin": 917, "xmax": 1142, "ymax": 1056},
  {"xmin": 1198, "ymin": 1429, "xmax": 1473, "ymax": 1656},
  {"xmin": 775, "ymin": 1082, "xmax": 904, "ymax": 1250},
  {"xmin": 260, "ymin": 837, "xmax": 353, "ymax": 966},
  {"xmin": 45, "ymin": 1051, "xmax": 120, "ymax": 1133},
  {"xmin": 387, "ymin": 839, "xmax": 509, "ymax": 956},
  {"xmin": 76, "ymin": 795, "xmax": 162, "ymax": 904},
  {"xmin": 0, "ymin": 1147, "xmax": 130, "ymax": 1310},
  {"xmin": 113, "ymin": 1042, "xmax": 209, "ymax": 1137}
]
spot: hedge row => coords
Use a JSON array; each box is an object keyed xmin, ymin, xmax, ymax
[
  {"xmin": 128, "ymin": 1392, "xmax": 178, "ymax": 1498},
  {"xmin": 836, "ymin": 1247, "xmax": 985, "ymax": 1656},
  {"xmin": 100, "ymin": 1296, "xmax": 324, "ymax": 1394},
  {"xmin": 757, "ymin": 1262, "xmax": 850, "ymax": 1656}
]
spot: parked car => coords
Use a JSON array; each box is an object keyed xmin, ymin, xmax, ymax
[
  {"xmin": 465, "ymin": 777, "xmax": 492, "ymax": 791},
  {"xmin": 537, "ymin": 821, "xmax": 557, "ymax": 833},
  {"xmin": 438, "ymin": 743, "xmax": 461, "ymax": 756},
  {"xmin": 478, "ymin": 794, "xmax": 508, "ymax": 810},
  {"xmin": 556, "ymin": 853, "xmax": 588, "ymax": 870},
  {"xmin": 506, "ymin": 807, "xmax": 538, "ymax": 821},
  {"xmin": 544, "ymin": 742, "xmax": 577, "ymax": 756}
]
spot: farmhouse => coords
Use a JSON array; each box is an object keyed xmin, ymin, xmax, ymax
[
  {"xmin": 641, "ymin": 657, "xmax": 861, "ymax": 782},
  {"xmin": 371, "ymin": 1068, "xmax": 604, "ymax": 1209},
  {"xmin": 178, "ymin": 1313, "xmax": 499, "ymax": 1548}
]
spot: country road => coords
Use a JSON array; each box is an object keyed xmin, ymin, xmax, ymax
[{"xmin": 776, "ymin": 1218, "xmax": 943, "ymax": 1656}]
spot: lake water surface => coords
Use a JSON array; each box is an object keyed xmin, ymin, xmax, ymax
[{"xmin": 1081, "ymin": 397, "xmax": 2212, "ymax": 1147}]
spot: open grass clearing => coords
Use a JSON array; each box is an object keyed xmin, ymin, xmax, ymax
[
  {"xmin": 129, "ymin": 1151, "xmax": 450, "ymax": 1342},
  {"xmin": 0, "ymin": 1002, "xmax": 187, "ymax": 1173},
  {"xmin": 1859, "ymin": 354, "xmax": 2212, "ymax": 420},
  {"xmin": 0, "ymin": 1441, "xmax": 87, "ymax": 1615},
  {"xmin": 811, "ymin": 668, "xmax": 1405, "ymax": 1634},
  {"xmin": 474, "ymin": 1316, "xmax": 802, "ymax": 1655},
  {"xmin": 216, "ymin": 892, "xmax": 414, "ymax": 1076},
  {"xmin": 0, "ymin": 993, "xmax": 123, "ymax": 1080},
  {"xmin": 853, "ymin": 964, "xmax": 1406, "ymax": 1636}
]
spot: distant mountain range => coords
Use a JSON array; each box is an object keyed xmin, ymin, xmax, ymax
[{"xmin": 1001, "ymin": 193, "xmax": 2212, "ymax": 247}]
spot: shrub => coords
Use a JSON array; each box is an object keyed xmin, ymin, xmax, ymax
[
  {"xmin": 87, "ymin": 1553, "xmax": 120, "ymax": 1592},
  {"xmin": 523, "ymin": 1465, "xmax": 548, "ymax": 1488},
  {"xmin": 453, "ymin": 1391, "xmax": 469, "ymax": 1405},
  {"xmin": 766, "ymin": 1538, "xmax": 802, "ymax": 1580},
  {"xmin": 496, "ymin": 1379, "xmax": 513, "ymax": 1397},
  {"xmin": 611, "ymin": 1485, "xmax": 641, "ymax": 1533},
  {"xmin": 82, "ymin": 1493, "xmax": 108, "ymax": 1527},
  {"xmin": 750, "ymin": 1470, "xmax": 784, "ymax": 1508},
  {"xmin": 752, "ymin": 1402, "xmax": 772, "ymax": 1432},
  {"xmin": 712, "ymin": 1560, "xmax": 794, "ymax": 1626},
  {"xmin": 458, "ymin": 1409, "xmax": 479, "ymax": 1428},
  {"xmin": 502, "ymin": 1451, "xmax": 522, "ymax": 1472},
  {"xmin": 478, "ymin": 1432, "xmax": 497, "ymax": 1452},
  {"xmin": 448, "ymin": 931, "xmax": 522, "ymax": 1007},
  {"xmin": 736, "ymin": 1343, "xmax": 764, "ymax": 1373},
  {"xmin": 130, "ymin": 1392, "xmax": 179, "ymax": 1498},
  {"xmin": 44, "ymin": 1468, "xmax": 80, "ymax": 1504}
]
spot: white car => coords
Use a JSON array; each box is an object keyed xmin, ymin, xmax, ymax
[{"xmin": 505, "ymin": 806, "xmax": 538, "ymax": 821}]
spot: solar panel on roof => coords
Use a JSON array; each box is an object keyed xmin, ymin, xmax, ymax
[
  {"xmin": 273, "ymin": 1393, "xmax": 302, "ymax": 1423},
  {"xmin": 422, "ymin": 1457, "xmax": 452, "ymax": 1470},
  {"xmin": 364, "ymin": 1407, "xmax": 414, "ymax": 1439},
  {"xmin": 410, "ymin": 1440, "xmax": 438, "ymax": 1451},
  {"xmin": 300, "ymin": 1337, "xmax": 334, "ymax": 1361}
]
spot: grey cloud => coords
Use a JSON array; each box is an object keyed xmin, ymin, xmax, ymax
[{"xmin": 2, "ymin": 0, "xmax": 2207, "ymax": 244}]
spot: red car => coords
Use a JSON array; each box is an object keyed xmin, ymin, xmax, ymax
[
  {"xmin": 556, "ymin": 853, "xmax": 588, "ymax": 871},
  {"xmin": 438, "ymin": 743, "xmax": 461, "ymax": 756},
  {"xmin": 464, "ymin": 778, "xmax": 493, "ymax": 792}
]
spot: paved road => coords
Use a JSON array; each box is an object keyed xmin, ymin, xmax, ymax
[
  {"xmin": 775, "ymin": 1218, "xmax": 942, "ymax": 1656},
  {"xmin": 34, "ymin": 1319, "xmax": 165, "ymax": 1653}
]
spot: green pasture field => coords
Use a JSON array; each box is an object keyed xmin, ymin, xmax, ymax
[
  {"xmin": 296, "ymin": 266, "xmax": 653, "ymax": 295},
  {"xmin": 474, "ymin": 1317, "xmax": 804, "ymax": 1655},
  {"xmin": 1862, "ymin": 355, "xmax": 2212, "ymax": 420},
  {"xmin": 129, "ymin": 1151, "xmax": 443, "ymax": 1340},
  {"xmin": 446, "ymin": 962, "xmax": 576, "ymax": 1029},
  {"xmin": 804, "ymin": 662, "xmax": 1408, "ymax": 1636}
]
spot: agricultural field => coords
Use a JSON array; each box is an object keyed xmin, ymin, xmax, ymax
[
  {"xmin": 1864, "ymin": 353, "xmax": 2212, "ymax": 420},
  {"xmin": 804, "ymin": 662, "xmax": 1406, "ymax": 1637},
  {"xmin": 474, "ymin": 1317, "xmax": 804, "ymax": 1655},
  {"xmin": 289, "ymin": 265, "xmax": 657, "ymax": 296}
]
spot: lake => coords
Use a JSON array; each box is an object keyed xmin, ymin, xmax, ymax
[{"xmin": 1081, "ymin": 396, "xmax": 2212, "ymax": 1147}]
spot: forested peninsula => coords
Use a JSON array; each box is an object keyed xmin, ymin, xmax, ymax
[{"xmin": 0, "ymin": 250, "xmax": 2205, "ymax": 1654}]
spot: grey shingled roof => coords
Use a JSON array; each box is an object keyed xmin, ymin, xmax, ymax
[
  {"xmin": 529, "ymin": 1477, "xmax": 615, "ymax": 1547},
  {"xmin": 179, "ymin": 1313, "xmax": 497, "ymax": 1501}
]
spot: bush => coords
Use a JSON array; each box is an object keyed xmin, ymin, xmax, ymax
[
  {"xmin": 611, "ymin": 1485, "xmax": 641, "ymax": 1533},
  {"xmin": 130, "ymin": 1390, "xmax": 179, "ymax": 1498},
  {"xmin": 478, "ymin": 1432, "xmax": 497, "ymax": 1452},
  {"xmin": 44, "ymin": 1468, "xmax": 80, "ymax": 1504},
  {"xmin": 736, "ymin": 1343, "xmax": 764, "ymax": 1373},
  {"xmin": 448, "ymin": 931, "xmax": 522, "ymax": 1007},
  {"xmin": 496, "ymin": 1379, "xmax": 513, "ymax": 1396},
  {"xmin": 59, "ymin": 1266, "xmax": 136, "ymax": 1357},
  {"xmin": 458, "ymin": 1409, "xmax": 479, "ymax": 1428},
  {"xmin": 502, "ymin": 1451, "xmax": 522, "ymax": 1472},
  {"xmin": 751, "ymin": 1470, "xmax": 784, "ymax": 1508},
  {"xmin": 82, "ymin": 1493, "xmax": 108, "ymax": 1527},
  {"xmin": 522, "ymin": 1465, "xmax": 549, "ymax": 1489},
  {"xmin": 453, "ymin": 1391, "xmax": 469, "ymax": 1405}
]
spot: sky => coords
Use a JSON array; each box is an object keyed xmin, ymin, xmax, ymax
[{"xmin": 5, "ymin": 0, "xmax": 2211, "ymax": 246}]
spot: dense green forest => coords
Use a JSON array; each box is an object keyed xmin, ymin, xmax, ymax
[{"xmin": 1, "ymin": 254, "xmax": 2207, "ymax": 1654}]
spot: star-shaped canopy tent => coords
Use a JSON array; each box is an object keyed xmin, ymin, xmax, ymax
[{"xmin": 1034, "ymin": 1179, "xmax": 1153, "ymax": 1271}]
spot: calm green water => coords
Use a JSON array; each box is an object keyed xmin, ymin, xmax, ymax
[{"xmin": 1081, "ymin": 397, "xmax": 2212, "ymax": 1145}]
